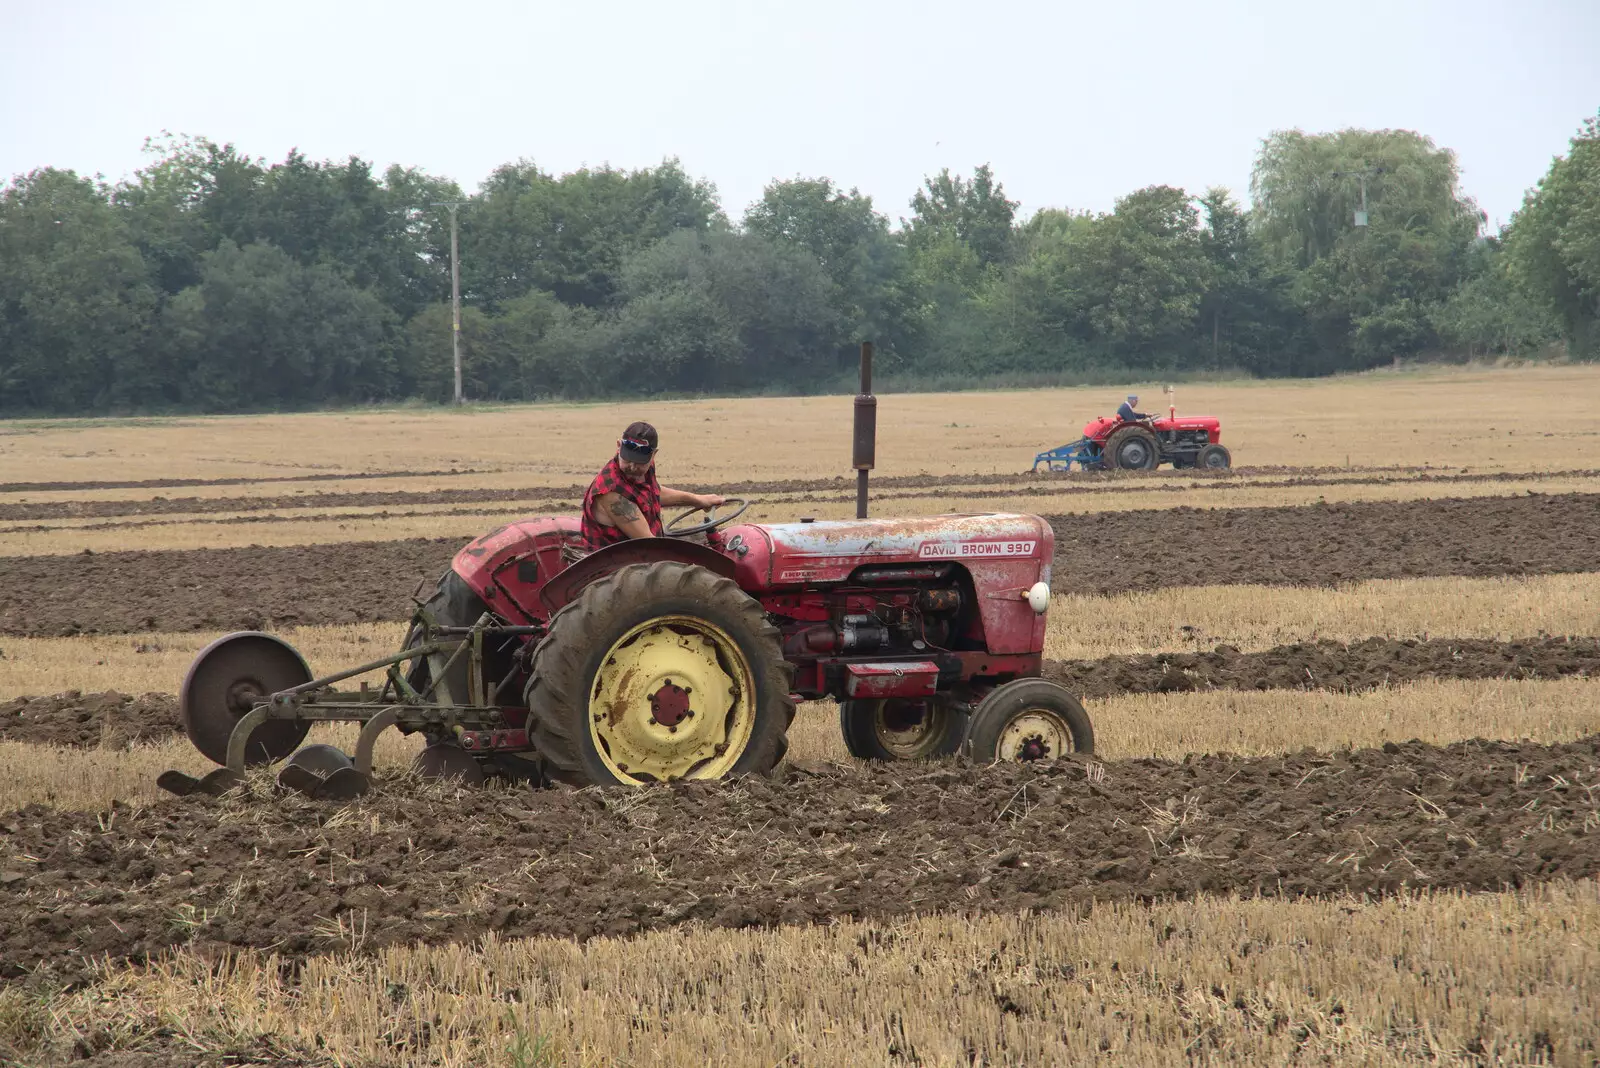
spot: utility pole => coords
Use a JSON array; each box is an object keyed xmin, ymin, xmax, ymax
[
  {"xmin": 1330, "ymin": 167, "xmax": 1383, "ymax": 227},
  {"xmin": 431, "ymin": 201, "xmax": 466, "ymax": 404}
]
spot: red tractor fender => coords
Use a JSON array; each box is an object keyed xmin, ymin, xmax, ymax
[{"xmin": 538, "ymin": 537, "xmax": 737, "ymax": 614}]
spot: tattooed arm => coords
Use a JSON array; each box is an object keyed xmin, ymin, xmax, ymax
[{"xmin": 597, "ymin": 492, "xmax": 654, "ymax": 539}]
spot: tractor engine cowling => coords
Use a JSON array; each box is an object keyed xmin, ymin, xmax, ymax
[{"xmin": 719, "ymin": 513, "xmax": 1053, "ymax": 700}]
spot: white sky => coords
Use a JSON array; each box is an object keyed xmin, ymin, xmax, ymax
[{"xmin": 2, "ymin": 0, "xmax": 1596, "ymax": 230}]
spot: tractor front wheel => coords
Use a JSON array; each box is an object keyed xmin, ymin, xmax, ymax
[
  {"xmin": 965, "ymin": 679, "xmax": 1094, "ymax": 763},
  {"xmin": 1195, "ymin": 443, "xmax": 1232, "ymax": 470},
  {"xmin": 1104, "ymin": 426, "xmax": 1160, "ymax": 470},
  {"xmin": 525, "ymin": 561, "xmax": 793, "ymax": 785},
  {"xmin": 840, "ymin": 695, "xmax": 969, "ymax": 761}
]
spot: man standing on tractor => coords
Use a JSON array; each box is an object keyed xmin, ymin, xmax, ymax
[
  {"xmin": 581, "ymin": 421, "xmax": 726, "ymax": 550},
  {"xmin": 1116, "ymin": 394, "xmax": 1150, "ymax": 422}
]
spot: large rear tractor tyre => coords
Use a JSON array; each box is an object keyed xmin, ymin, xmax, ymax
[
  {"xmin": 1195, "ymin": 443, "xmax": 1232, "ymax": 470},
  {"xmin": 840, "ymin": 696, "xmax": 969, "ymax": 761},
  {"xmin": 966, "ymin": 679, "xmax": 1094, "ymax": 763},
  {"xmin": 525, "ymin": 561, "xmax": 794, "ymax": 786},
  {"xmin": 180, "ymin": 632, "xmax": 313, "ymax": 767},
  {"xmin": 1105, "ymin": 426, "xmax": 1160, "ymax": 471}
]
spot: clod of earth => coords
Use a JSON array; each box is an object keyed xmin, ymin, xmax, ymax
[{"xmin": 0, "ymin": 691, "xmax": 179, "ymax": 748}]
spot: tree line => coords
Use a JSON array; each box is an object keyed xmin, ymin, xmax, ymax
[{"xmin": 1, "ymin": 117, "xmax": 1595, "ymax": 414}]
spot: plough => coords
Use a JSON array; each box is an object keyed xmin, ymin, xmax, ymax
[
  {"xmin": 157, "ymin": 608, "xmax": 544, "ymax": 799},
  {"xmin": 1031, "ymin": 437, "xmax": 1102, "ymax": 472}
]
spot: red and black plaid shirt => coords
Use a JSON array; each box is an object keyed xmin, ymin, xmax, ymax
[{"xmin": 581, "ymin": 455, "xmax": 663, "ymax": 550}]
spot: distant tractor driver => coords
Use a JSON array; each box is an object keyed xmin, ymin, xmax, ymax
[
  {"xmin": 580, "ymin": 421, "xmax": 726, "ymax": 551},
  {"xmin": 1116, "ymin": 394, "xmax": 1150, "ymax": 422}
]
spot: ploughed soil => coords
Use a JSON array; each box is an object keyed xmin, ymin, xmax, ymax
[
  {"xmin": 1045, "ymin": 636, "xmax": 1600, "ymax": 698},
  {"xmin": 0, "ymin": 691, "xmax": 178, "ymax": 748},
  {"xmin": 5, "ymin": 637, "xmax": 1597, "ymax": 750},
  {"xmin": 2, "ymin": 734, "xmax": 1597, "ymax": 982},
  {"xmin": 3, "ymin": 492, "xmax": 1599, "ymax": 638},
  {"xmin": 1050, "ymin": 491, "xmax": 1600, "ymax": 596},
  {"xmin": 2, "ymin": 465, "xmax": 1591, "ymax": 523},
  {"xmin": 0, "ymin": 537, "xmax": 457, "ymax": 636}
]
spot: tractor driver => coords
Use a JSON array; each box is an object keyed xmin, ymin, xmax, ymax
[
  {"xmin": 580, "ymin": 421, "xmax": 726, "ymax": 551},
  {"xmin": 1116, "ymin": 394, "xmax": 1150, "ymax": 422}
]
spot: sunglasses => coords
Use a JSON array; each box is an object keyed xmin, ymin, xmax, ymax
[{"xmin": 621, "ymin": 437, "xmax": 655, "ymax": 455}]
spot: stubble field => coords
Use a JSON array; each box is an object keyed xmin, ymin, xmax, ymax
[{"xmin": 2, "ymin": 363, "xmax": 1600, "ymax": 1066}]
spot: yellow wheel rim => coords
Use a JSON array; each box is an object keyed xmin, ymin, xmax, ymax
[
  {"xmin": 588, "ymin": 615, "xmax": 756, "ymax": 784},
  {"xmin": 997, "ymin": 709, "xmax": 1074, "ymax": 762},
  {"xmin": 873, "ymin": 699, "xmax": 952, "ymax": 760}
]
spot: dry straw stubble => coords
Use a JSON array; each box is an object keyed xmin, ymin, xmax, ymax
[
  {"xmin": 25, "ymin": 882, "xmax": 1599, "ymax": 1066},
  {"xmin": 4, "ymin": 363, "xmax": 1599, "ymax": 486}
]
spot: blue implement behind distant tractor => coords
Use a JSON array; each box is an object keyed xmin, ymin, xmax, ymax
[{"xmin": 1031, "ymin": 437, "xmax": 1102, "ymax": 472}]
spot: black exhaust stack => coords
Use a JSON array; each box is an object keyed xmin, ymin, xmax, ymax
[{"xmin": 853, "ymin": 340, "xmax": 876, "ymax": 519}]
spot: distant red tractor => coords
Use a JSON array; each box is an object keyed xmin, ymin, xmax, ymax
[{"xmin": 1033, "ymin": 390, "xmax": 1231, "ymax": 472}]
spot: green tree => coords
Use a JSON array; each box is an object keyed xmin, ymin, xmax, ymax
[
  {"xmin": 1431, "ymin": 237, "xmax": 1559, "ymax": 357},
  {"xmin": 159, "ymin": 240, "xmax": 399, "ymax": 409},
  {"xmin": 1251, "ymin": 128, "xmax": 1482, "ymax": 367},
  {"xmin": 251, "ymin": 150, "xmax": 452, "ymax": 320},
  {"xmin": 743, "ymin": 177, "xmax": 921, "ymax": 364},
  {"xmin": 462, "ymin": 159, "xmax": 721, "ymax": 310},
  {"xmin": 1505, "ymin": 114, "xmax": 1600, "ymax": 358},
  {"xmin": 398, "ymin": 300, "xmax": 491, "ymax": 402},
  {"xmin": 994, "ymin": 187, "xmax": 1211, "ymax": 371},
  {"xmin": 613, "ymin": 229, "xmax": 844, "ymax": 391},
  {"xmin": 117, "ymin": 136, "xmax": 457, "ymax": 320},
  {"xmin": 0, "ymin": 169, "xmax": 158, "ymax": 410},
  {"xmin": 1196, "ymin": 188, "xmax": 1302, "ymax": 373},
  {"xmin": 906, "ymin": 164, "xmax": 1018, "ymax": 270}
]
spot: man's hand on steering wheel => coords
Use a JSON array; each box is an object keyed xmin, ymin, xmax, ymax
[{"xmin": 664, "ymin": 497, "xmax": 751, "ymax": 537}]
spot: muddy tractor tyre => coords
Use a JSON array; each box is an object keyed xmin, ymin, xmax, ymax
[
  {"xmin": 405, "ymin": 569, "xmax": 492, "ymax": 705},
  {"xmin": 966, "ymin": 679, "xmax": 1094, "ymax": 763},
  {"xmin": 1104, "ymin": 426, "xmax": 1160, "ymax": 471},
  {"xmin": 525, "ymin": 561, "xmax": 794, "ymax": 786},
  {"xmin": 840, "ymin": 696, "xmax": 969, "ymax": 761},
  {"xmin": 1195, "ymin": 443, "xmax": 1232, "ymax": 470}
]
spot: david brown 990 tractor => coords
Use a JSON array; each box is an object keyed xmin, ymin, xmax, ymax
[{"xmin": 160, "ymin": 503, "xmax": 1094, "ymax": 797}]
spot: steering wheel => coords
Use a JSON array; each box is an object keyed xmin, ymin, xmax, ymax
[{"xmin": 664, "ymin": 498, "xmax": 751, "ymax": 537}]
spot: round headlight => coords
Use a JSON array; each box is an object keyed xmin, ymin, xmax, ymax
[{"xmin": 1027, "ymin": 581, "xmax": 1050, "ymax": 614}]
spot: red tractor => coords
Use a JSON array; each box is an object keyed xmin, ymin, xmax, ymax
[
  {"xmin": 160, "ymin": 504, "xmax": 1094, "ymax": 796},
  {"xmin": 1033, "ymin": 392, "xmax": 1231, "ymax": 472}
]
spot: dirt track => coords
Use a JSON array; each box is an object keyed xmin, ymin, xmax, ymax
[
  {"xmin": 2, "ymin": 493, "xmax": 1598, "ymax": 637},
  {"xmin": 6, "ymin": 637, "xmax": 1598, "ymax": 750},
  {"xmin": 2, "ymin": 734, "xmax": 1596, "ymax": 982}
]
